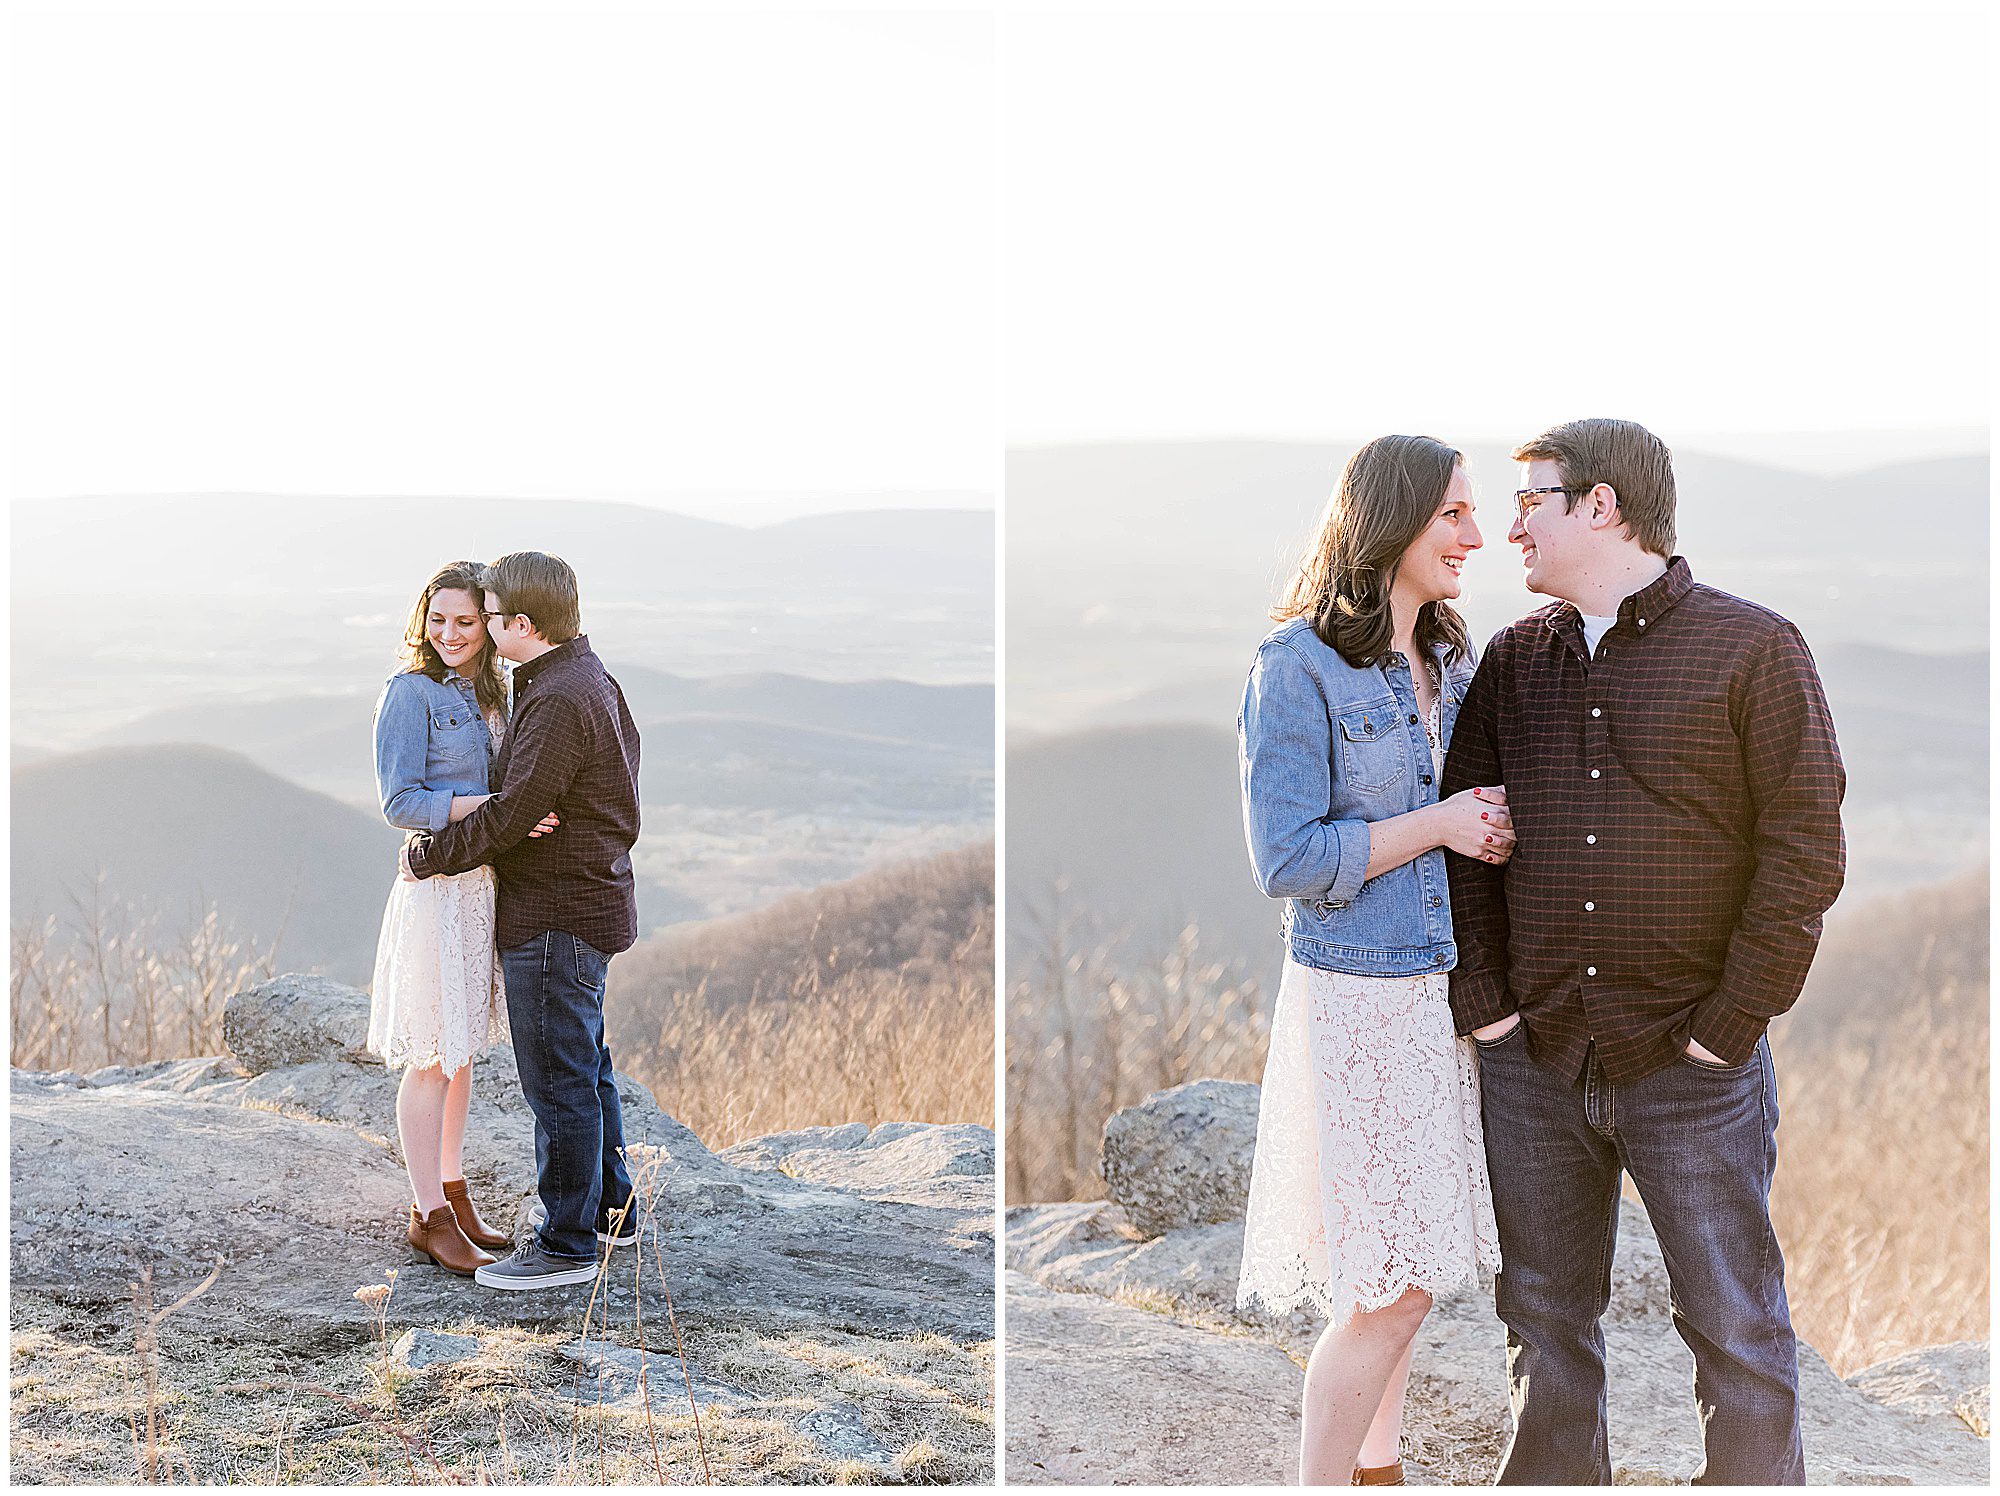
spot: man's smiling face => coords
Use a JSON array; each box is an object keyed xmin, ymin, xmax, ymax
[{"xmin": 1510, "ymin": 458, "xmax": 1600, "ymax": 602}]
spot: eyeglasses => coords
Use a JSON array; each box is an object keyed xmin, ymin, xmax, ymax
[{"xmin": 1512, "ymin": 486, "xmax": 1585, "ymax": 521}]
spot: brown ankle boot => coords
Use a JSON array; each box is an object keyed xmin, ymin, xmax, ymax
[
  {"xmin": 1353, "ymin": 1463, "xmax": 1405, "ymax": 1486},
  {"xmin": 442, "ymin": 1178, "xmax": 513, "ymax": 1250},
  {"xmin": 407, "ymin": 1204, "xmax": 496, "ymax": 1275}
]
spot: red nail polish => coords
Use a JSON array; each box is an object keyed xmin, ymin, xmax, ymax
[{"xmin": 1481, "ymin": 812, "xmax": 1489, "ymax": 820}]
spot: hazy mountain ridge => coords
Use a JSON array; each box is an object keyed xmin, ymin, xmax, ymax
[
  {"xmin": 10, "ymin": 745, "xmax": 403, "ymax": 983},
  {"xmin": 613, "ymin": 841, "xmax": 994, "ymax": 1012},
  {"xmin": 11, "ymin": 496, "xmax": 994, "ymax": 752},
  {"xmin": 80, "ymin": 667, "xmax": 994, "ymax": 813},
  {"xmin": 1006, "ymin": 441, "xmax": 1987, "ymax": 734},
  {"xmin": 1007, "ymin": 641, "xmax": 1987, "ymax": 982}
]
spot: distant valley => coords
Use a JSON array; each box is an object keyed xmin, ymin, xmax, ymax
[{"xmin": 11, "ymin": 497, "xmax": 994, "ymax": 977}]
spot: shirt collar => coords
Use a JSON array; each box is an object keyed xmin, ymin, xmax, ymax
[
  {"xmin": 513, "ymin": 633, "xmax": 588, "ymax": 691},
  {"xmin": 1547, "ymin": 556, "xmax": 1694, "ymax": 640}
]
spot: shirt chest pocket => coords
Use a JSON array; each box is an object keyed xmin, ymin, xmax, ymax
[
  {"xmin": 430, "ymin": 705, "xmax": 487, "ymax": 765},
  {"xmin": 1335, "ymin": 707, "xmax": 1406, "ymax": 796}
]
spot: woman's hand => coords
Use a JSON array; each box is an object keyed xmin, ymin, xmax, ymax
[
  {"xmin": 527, "ymin": 811, "xmax": 560, "ymax": 839},
  {"xmin": 1435, "ymin": 785, "xmax": 1515, "ymax": 864}
]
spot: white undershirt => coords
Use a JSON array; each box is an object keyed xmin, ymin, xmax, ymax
[{"xmin": 1579, "ymin": 613, "xmax": 1618, "ymax": 657}]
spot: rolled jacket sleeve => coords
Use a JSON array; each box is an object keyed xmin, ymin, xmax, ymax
[
  {"xmin": 1239, "ymin": 638, "xmax": 1373, "ymax": 907},
  {"xmin": 374, "ymin": 676, "xmax": 454, "ymax": 832}
]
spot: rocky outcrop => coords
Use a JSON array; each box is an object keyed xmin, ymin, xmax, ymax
[
  {"xmin": 1849, "ymin": 1341, "xmax": 1990, "ymax": 1439},
  {"xmin": 720, "ymin": 1120, "xmax": 995, "ymax": 1212},
  {"xmin": 220, "ymin": 972, "xmax": 373, "ymax": 1073},
  {"xmin": 1005, "ymin": 1271, "xmax": 1305, "ymax": 1486},
  {"xmin": 11, "ymin": 975, "xmax": 995, "ymax": 1484},
  {"xmin": 14, "ymin": 979, "xmax": 990, "ymax": 1342},
  {"xmin": 1099, "ymin": 1078, "xmax": 1258, "ymax": 1236},
  {"xmin": 1007, "ymin": 1084, "xmax": 1991, "ymax": 1487}
]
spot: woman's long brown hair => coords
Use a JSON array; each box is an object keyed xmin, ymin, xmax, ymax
[
  {"xmin": 397, "ymin": 561, "xmax": 508, "ymax": 715},
  {"xmin": 1273, "ymin": 434, "xmax": 1472, "ymax": 671}
]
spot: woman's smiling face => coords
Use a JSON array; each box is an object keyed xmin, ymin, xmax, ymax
[
  {"xmin": 426, "ymin": 587, "xmax": 488, "ymax": 674},
  {"xmin": 1394, "ymin": 465, "xmax": 1482, "ymax": 607}
]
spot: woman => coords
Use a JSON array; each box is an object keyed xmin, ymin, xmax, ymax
[
  {"xmin": 1236, "ymin": 436, "xmax": 1513, "ymax": 1485},
  {"xmin": 369, "ymin": 561, "xmax": 555, "ymax": 1275}
]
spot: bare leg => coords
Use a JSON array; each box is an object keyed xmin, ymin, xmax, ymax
[
  {"xmin": 1299, "ymin": 1288, "xmax": 1432, "ymax": 1484},
  {"xmin": 396, "ymin": 1063, "xmax": 450, "ymax": 1214},
  {"xmin": 1356, "ymin": 1333, "xmax": 1418, "ymax": 1469},
  {"xmin": 439, "ymin": 1062, "xmax": 474, "ymax": 1183}
]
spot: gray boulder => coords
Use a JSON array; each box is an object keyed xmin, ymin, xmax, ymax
[
  {"xmin": 1099, "ymin": 1079, "xmax": 1259, "ymax": 1237},
  {"xmin": 221, "ymin": 972, "xmax": 371, "ymax": 1073},
  {"xmin": 721, "ymin": 1120, "xmax": 995, "ymax": 1211},
  {"xmin": 390, "ymin": 1327, "xmax": 482, "ymax": 1370},
  {"xmin": 1850, "ymin": 1341, "xmax": 1990, "ymax": 1437}
]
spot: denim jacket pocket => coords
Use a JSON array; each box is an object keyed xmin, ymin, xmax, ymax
[{"xmin": 1336, "ymin": 707, "xmax": 1406, "ymax": 795}]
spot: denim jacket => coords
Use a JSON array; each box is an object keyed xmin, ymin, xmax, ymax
[
  {"xmin": 1239, "ymin": 615, "xmax": 1476, "ymax": 975},
  {"xmin": 373, "ymin": 669, "xmax": 502, "ymax": 832}
]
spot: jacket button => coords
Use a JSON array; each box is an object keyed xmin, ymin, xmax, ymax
[
  {"xmin": 1430, "ymin": 895, "xmax": 1442, "ymax": 907},
  {"xmin": 1420, "ymin": 774, "xmax": 1433, "ymax": 785},
  {"xmin": 1408, "ymin": 713, "xmax": 1420, "ymax": 726}
]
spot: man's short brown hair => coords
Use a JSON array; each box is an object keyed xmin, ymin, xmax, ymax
[
  {"xmin": 483, "ymin": 551, "xmax": 581, "ymax": 644},
  {"xmin": 1513, "ymin": 418, "xmax": 1677, "ymax": 557}
]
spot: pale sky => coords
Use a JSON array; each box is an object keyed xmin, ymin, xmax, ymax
[
  {"xmin": 10, "ymin": 4, "xmax": 996, "ymax": 510},
  {"xmin": 1003, "ymin": 7, "xmax": 1989, "ymax": 451}
]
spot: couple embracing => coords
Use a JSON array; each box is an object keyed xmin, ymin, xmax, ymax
[
  {"xmin": 1237, "ymin": 420, "xmax": 1845, "ymax": 1484},
  {"xmin": 366, "ymin": 550, "xmax": 644, "ymax": 1292}
]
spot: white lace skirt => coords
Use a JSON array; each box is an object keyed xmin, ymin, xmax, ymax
[
  {"xmin": 366, "ymin": 865, "xmax": 507, "ymax": 1076},
  {"xmin": 1237, "ymin": 955, "xmax": 1500, "ymax": 1329}
]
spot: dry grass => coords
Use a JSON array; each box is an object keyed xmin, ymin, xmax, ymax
[
  {"xmin": 609, "ymin": 842, "xmax": 995, "ymax": 1145},
  {"xmin": 10, "ymin": 886, "xmax": 278, "ymax": 1072},
  {"xmin": 1005, "ymin": 901, "xmax": 1267, "ymax": 1203},
  {"xmin": 10, "ymin": 1147, "xmax": 995, "ymax": 1485},
  {"xmin": 1769, "ymin": 1038, "xmax": 1989, "ymax": 1373},
  {"xmin": 1006, "ymin": 908, "xmax": 1989, "ymax": 1377}
]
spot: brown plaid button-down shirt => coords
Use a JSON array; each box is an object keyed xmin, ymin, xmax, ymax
[
  {"xmin": 1442, "ymin": 557, "xmax": 1845, "ymax": 1083},
  {"xmin": 407, "ymin": 635, "xmax": 643, "ymax": 956}
]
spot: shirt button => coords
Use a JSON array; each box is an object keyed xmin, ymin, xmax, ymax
[
  {"xmin": 1584, "ymin": 901, "xmax": 1595, "ymax": 911},
  {"xmin": 1638, "ymin": 618, "xmax": 1647, "ymax": 628},
  {"xmin": 1586, "ymin": 835, "xmax": 1597, "ymax": 845},
  {"xmin": 1586, "ymin": 966, "xmax": 1597, "ymax": 977},
  {"xmin": 1590, "ymin": 768, "xmax": 1602, "ymax": 779},
  {"xmin": 1591, "ymin": 707, "xmax": 1602, "ymax": 718}
]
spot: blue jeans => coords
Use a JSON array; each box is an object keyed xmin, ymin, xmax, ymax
[
  {"xmin": 1475, "ymin": 1028, "xmax": 1803, "ymax": 1484},
  {"xmin": 501, "ymin": 931, "xmax": 633, "ymax": 1261}
]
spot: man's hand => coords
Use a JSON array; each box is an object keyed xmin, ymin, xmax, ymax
[
  {"xmin": 1686, "ymin": 1036, "xmax": 1727, "ymax": 1065},
  {"xmin": 398, "ymin": 839, "xmax": 420, "ymax": 882},
  {"xmin": 1472, "ymin": 1012, "xmax": 1521, "ymax": 1043}
]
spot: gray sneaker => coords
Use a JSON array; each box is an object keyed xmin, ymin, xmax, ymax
[
  {"xmin": 474, "ymin": 1240, "xmax": 599, "ymax": 1292},
  {"xmin": 526, "ymin": 1199, "xmax": 639, "ymax": 1247}
]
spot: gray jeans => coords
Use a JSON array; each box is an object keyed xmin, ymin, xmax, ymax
[{"xmin": 1475, "ymin": 1028, "xmax": 1803, "ymax": 1484}]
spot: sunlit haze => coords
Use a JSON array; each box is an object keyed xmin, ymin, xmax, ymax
[
  {"xmin": 11, "ymin": 6, "xmax": 995, "ymax": 511},
  {"xmin": 1004, "ymin": 9, "xmax": 1987, "ymax": 456}
]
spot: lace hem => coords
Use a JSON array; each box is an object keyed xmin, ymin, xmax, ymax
[
  {"xmin": 366, "ymin": 865, "xmax": 508, "ymax": 1078},
  {"xmin": 1237, "ymin": 956, "xmax": 1501, "ymax": 1331}
]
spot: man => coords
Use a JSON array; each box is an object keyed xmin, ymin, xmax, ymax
[
  {"xmin": 1442, "ymin": 419, "xmax": 1844, "ymax": 1483},
  {"xmin": 400, "ymin": 550, "xmax": 644, "ymax": 1291}
]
